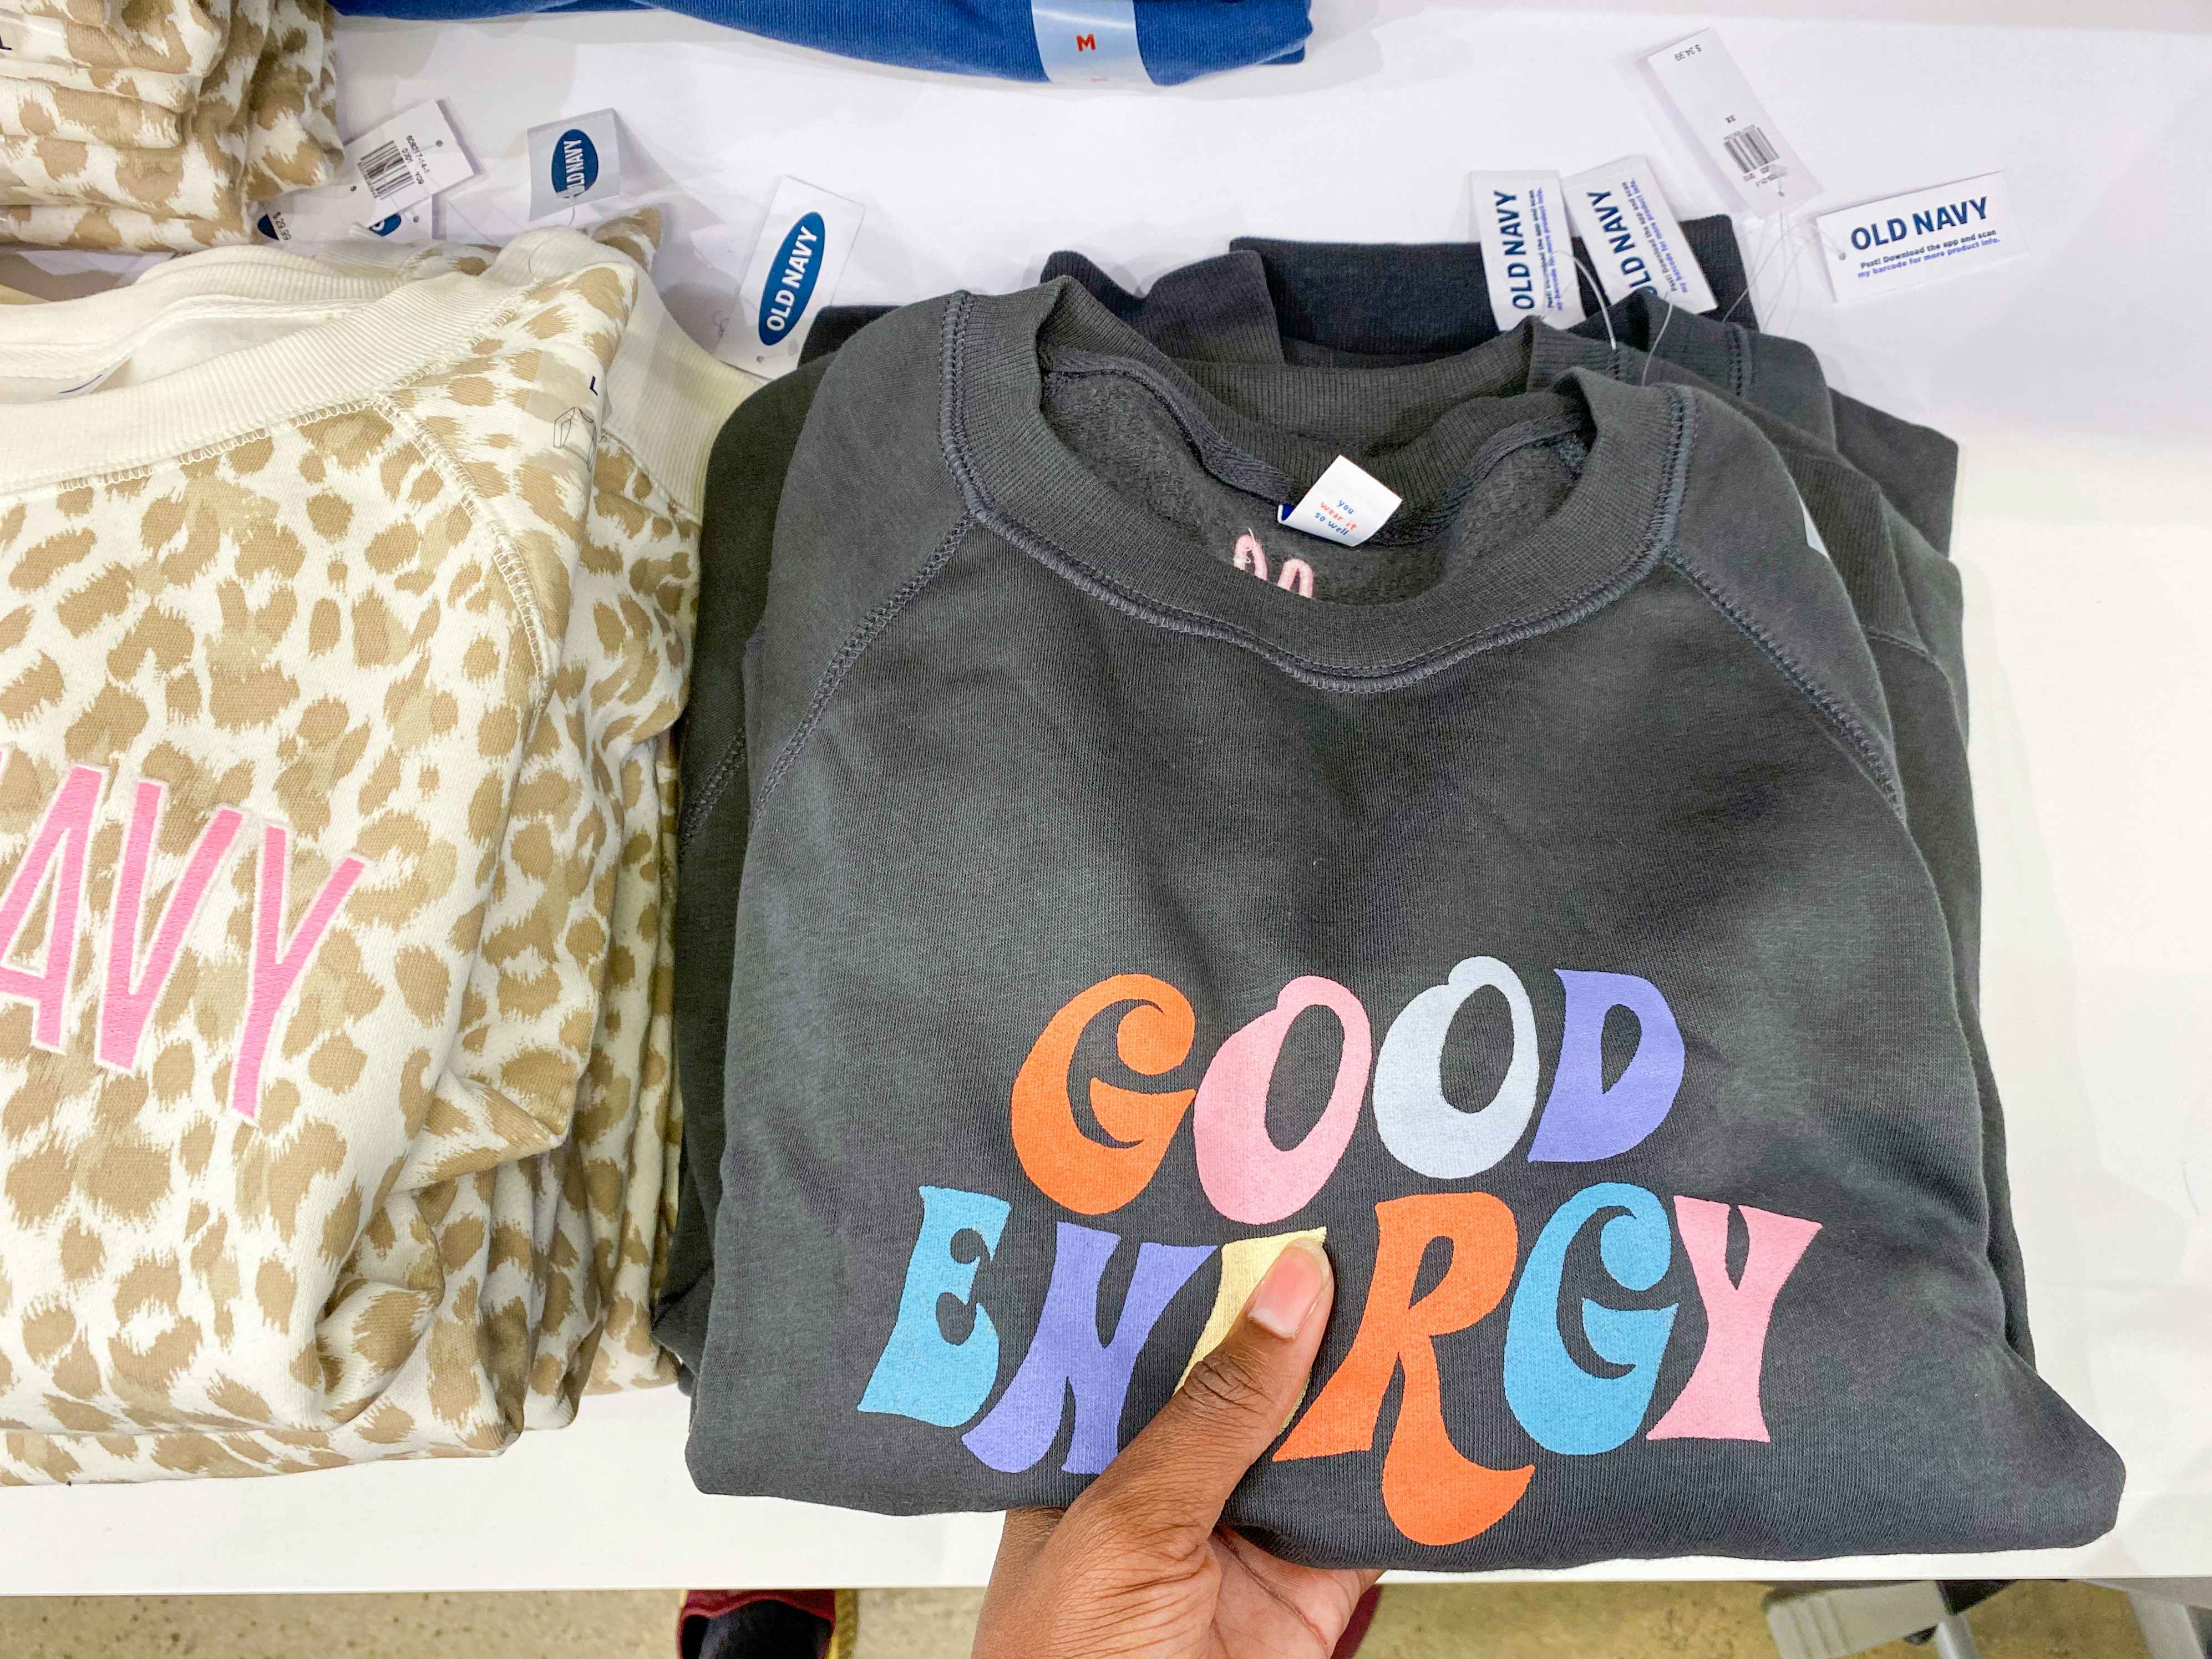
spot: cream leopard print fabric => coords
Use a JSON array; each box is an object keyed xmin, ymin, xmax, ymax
[
  {"xmin": 0, "ymin": 0, "xmax": 335, "ymax": 250},
  {"xmin": 0, "ymin": 217, "xmax": 753, "ymax": 1482},
  {"xmin": 0, "ymin": 230, "xmax": 699, "ymax": 1483},
  {"xmin": 0, "ymin": 0, "xmax": 230, "ymax": 79}
]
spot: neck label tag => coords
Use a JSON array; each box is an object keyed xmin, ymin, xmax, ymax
[
  {"xmin": 717, "ymin": 175, "xmax": 866, "ymax": 379},
  {"xmin": 1646, "ymin": 30, "xmax": 1823, "ymax": 217},
  {"xmin": 1277, "ymin": 455, "xmax": 1402, "ymax": 547},
  {"xmin": 1814, "ymin": 173, "xmax": 2020, "ymax": 302},
  {"xmin": 1469, "ymin": 172, "xmax": 1585, "ymax": 328},
  {"xmin": 1562, "ymin": 156, "xmax": 1717, "ymax": 314},
  {"xmin": 527, "ymin": 109, "xmax": 624, "ymax": 220},
  {"xmin": 1031, "ymin": 0, "xmax": 1148, "ymax": 84}
]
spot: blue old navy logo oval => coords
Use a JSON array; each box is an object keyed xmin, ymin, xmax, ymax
[
  {"xmin": 757, "ymin": 211, "xmax": 827, "ymax": 346},
  {"xmin": 368, "ymin": 213, "xmax": 403, "ymax": 237},
  {"xmin": 552, "ymin": 129, "xmax": 599, "ymax": 199}
]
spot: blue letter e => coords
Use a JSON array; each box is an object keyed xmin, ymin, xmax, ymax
[{"xmin": 858, "ymin": 1185, "xmax": 1011, "ymax": 1427}]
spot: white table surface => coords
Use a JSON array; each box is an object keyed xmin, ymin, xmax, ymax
[{"xmin": 1, "ymin": 0, "xmax": 2208, "ymax": 1596}]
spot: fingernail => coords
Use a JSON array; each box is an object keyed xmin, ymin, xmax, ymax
[{"xmin": 1246, "ymin": 1238, "xmax": 1331, "ymax": 1340}]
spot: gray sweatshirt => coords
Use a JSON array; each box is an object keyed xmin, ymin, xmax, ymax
[{"xmin": 678, "ymin": 282, "xmax": 2120, "ymax": 1567}]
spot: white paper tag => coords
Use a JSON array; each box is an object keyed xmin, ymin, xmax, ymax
[
  {"xmin": 1796, "ymin": 490, "xmax": 1830, "ymax": 561},
  {"xmin": 1031, "ymin": 0, "xmax": 1148, "ymax": 84},
  {"xmin": 257, "ymin": 192, "xmax": 430, "ymax": 244},
  {"xmin": 1562, "ymin": 156, "xmax": 1717, "ymax": 314},
  {"xmin": 1276, "ymin": 455, "xmax": 1402, "ymax": 547},
  {"xmin": 717, "ymin": 176, "xmax": 865, "ymax": 378},
  {"xmin": 1815, "ymin": 173, "xmax": 2021, "ymax": 302},
  {"xmin": 338, "ymin": 100, "xmax": 476, "ymax": 219},
  {"xmin": 1469, "ymin": 172, "xmax": 1585, "ymax": 328},
  {"xmin": 1646, "ymin": 30, "xmax": 1822, "ymax": 217},
  {"xmin": 527, "ymin": 110, "xmax": 623, "ymax": 220}
]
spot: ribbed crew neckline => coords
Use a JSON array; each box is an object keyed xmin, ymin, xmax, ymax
[
  {"xmin": 0, "ymin": 231, "xmax": 603, "ymax": 495},
  {"xmin": 943, "ymin": 279, "xmax": 1697, "ymax": 691}
]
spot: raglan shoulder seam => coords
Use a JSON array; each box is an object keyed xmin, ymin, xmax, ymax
[{"xmin": 1663, "ymin": 542, "xmax": 1906, "ymax": 817}]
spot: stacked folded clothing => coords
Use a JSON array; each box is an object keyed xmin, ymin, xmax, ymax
[
  {"xmin": 322, "ymin": 0, "xmax": 1312, "ymax": 85},
  {"xmin": 0, "ymin": 0, "xmax": 339, "ymax": 250},
  {"xmin": 657, "ymin": 223, "xmax": 2124, "ymax": 1567},
  {"xmin": 0, "ymin": 211, "xmax": 752, "ymax": 1482}
]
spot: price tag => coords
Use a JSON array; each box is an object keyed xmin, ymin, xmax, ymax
[
  {"xmin": 1815, "ymin": 173, "xmax": 2022, "ymax": 301},
  {"xmin": 1469, "ymin": 172, "xmax": 1585, "ymax": 328},
  {"xmin": 1647, "ymin": 30, "xmax": 1822, "ymax": 217},
  {"xmin": 338, "ymin": 100, "xmax": 476, "ymax": 219},
  {"xmin": 528, "ymin": 110, "xmax": 623, "ymax": 220},
  {"xmin": 717, "ymin": 176, "xmax": 866, "ymax": 378},
  {"xmin": 1562, "ymin": 155, "xmax": 1717, "ymax": 313}
]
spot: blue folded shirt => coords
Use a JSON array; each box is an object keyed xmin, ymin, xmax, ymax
[{"xmin": 328, "ymin": 0, "xmax": 1312, "ymax": 85}]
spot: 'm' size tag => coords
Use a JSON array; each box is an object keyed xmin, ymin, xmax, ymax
[
  {"xmin": 1469, "ymin": 172, "xmax": 1585, "ymax": 328},
  {"xmin": 1815, "ymin": 173, "xmax": 2021, "ymax": 302},
  {"xmin": 1562, "ymin": 155, "xmax": 1717, "ymax": 314},
  {"xmin": 528, "ymin": 110, "xmax": 623, "ymax": 220},
  {"xmin": 717, "ymin": 176, "xmax": 866, "ymax": 379},
  {"xmin": 1277, "ymin": 455, "xmax": 1402, "ymax": 547},
  {"xmin": 1031, "ymin": 0, "xmax": 1148, "ymax": 84},
  {"xmin": 1646, "ymin": 29, "xmax": 1822, "ymax": 217}
]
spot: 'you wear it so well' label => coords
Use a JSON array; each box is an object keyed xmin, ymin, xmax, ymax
[
  {"xmin": 1469, "ymin": 172, "xmax": 1585, "ymax": 328},
  {"xmin": 1278, "ymin": 455, "xmax": 1402, "ymax": 547},
  {"xmin": 1815, "ymin": 173, "xmax": 2021, "ymax": 301},
  {"xmin": 1562, "ymin": 155, "xmax": 1717, "ymax": 314}
]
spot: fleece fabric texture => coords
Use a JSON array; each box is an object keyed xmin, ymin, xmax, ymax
[
  {"xmin": 673, "ymin": 278, "xmax": 2122, "ymax": 1567},
  {"xmin": 321, "ymin": 0, "xmax": 1310, "ymax": 85}
]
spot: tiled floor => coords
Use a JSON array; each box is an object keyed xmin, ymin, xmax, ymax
[{"xmin": 0, "ymin": 1580, "xmax": 2150, "ymax": 1658}]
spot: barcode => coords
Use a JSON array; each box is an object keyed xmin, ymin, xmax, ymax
[
  {"xmin": 357, "ymin": 140, "xmax": 414, "ymax": 201},
  {"xmin": 1724, "ymin": 125, "xmax": 1780, "ymax": 176}
]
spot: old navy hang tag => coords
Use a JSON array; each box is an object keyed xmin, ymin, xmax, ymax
[
  {"xmin": 1032, "ymin": 0, "xmax": 1148, "ymax": 84},
  {"xmin": 1470, "ymin": 171, "xmax": 1585, "ymax": 328},
  {"xmin": 717, "ymin": 175, "xmax": 866, "ymax": 379},
  {"xmin": 528, "ymin": 110, "xmax": 624, "ymax": 220},
  {"xmin": 1646, "ymin": 29, "xmax": 1823, "ymax": 218},
  {"xmin": 1562, "ymin": 155, "xmax": 1717, "ymax": 314},
  {"xmin": 1277, "ymin": 455, "xmax": 1402, "ymax": 547},
  {"xmin": 1815, "ymin": 173, "xmax": 2021, "ymax": 302}
]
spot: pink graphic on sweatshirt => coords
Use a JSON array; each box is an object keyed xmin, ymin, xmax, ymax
[
  {"xmin": 98, "ymin": 782, "xmax": 245, "ymax": 1075},
  {"xmin": 1647, "ymin": 1197, "xmax": 1822, "ymax": 1442},
  {"xmin": 1232, "ymin": 533, "xmax": 1270, "ymax": 580},
  {"xmin": 1277, "ymin": 557, "xmax": 1315, "ymax": 598},
  {"xmin": 229, "ymin": 824, "xmax": 364, "ymax": 1122},
  {"xmin": 0, "ymin": 763, "xmax": 105, "ymax": 1051}
]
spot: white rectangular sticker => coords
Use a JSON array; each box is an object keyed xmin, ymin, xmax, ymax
[
  {"xmin": 1469, "ymin": 171, "xmax": 1585, "ymax": 328},
  {"xmin": 1562, "ymin": 155, "xmax": 1717, "ymax": 314},
  {"xmin": 257, "ymin": 190, "xmax": 429, "ymax": 244},
  {"xmin": 1277, "ymin": 455, "xmax": 1401, "ymax": 547},
  {"xmin": 528, "ymin": 110, "xmax": 623, "ymax": 220},
  {"xmin": 717, "ymin": 176, "xmax": 866, "ymax": 379},
  {"xmin": 1646, "ymin": 29, "xmax": 1822, "ymax": 217},
  {"xmin": 1815, "ymin": 173, "xmax": 2021, "ymax": 302},
  {"xmin": 1031, "ymin": 0, "xmax": 1146, "ymax": 84},
  {"xmin": 340, "ymin": 100, "xmax": 475, "ymax": 219}
]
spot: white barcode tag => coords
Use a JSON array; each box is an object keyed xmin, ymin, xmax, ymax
[
  {"xmin": 1277, "ymin": 455, "xmax": 1401, "ymax": 547},
  {"xmin": 1469, "ymin": 171, "xmax": 1585, "ymax": 328},
  {"xmin": 1646, "ymin": 30, "xmax": 1822, "ymax": 217},
  {"xmin": 1815, "ymin": 173, "xmax": 2022, "ymax": 302},
  {"xmin": 340, "ymin": 100, "xmax": 475, "ymax": 218},
  {"xmin": 717, "ymin": 176, "xmax": 866, "ymax": 379},
  {"xmin": 1562, "ymin": 155, "xmax": 1717, "ymax": 314},
  {"xmin": 527, "ymin": 110, "xmax": 623, "ymax": 220}
]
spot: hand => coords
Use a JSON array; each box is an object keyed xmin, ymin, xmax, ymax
[{"xmin": 973, "ymin": 1239, "xmax": 1379, "ymax": 1659}]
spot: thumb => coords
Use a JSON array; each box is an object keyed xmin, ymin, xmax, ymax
[{"xmin": 1082, "ymin": 1237, "xmax": 1335, "ymax": 1529}]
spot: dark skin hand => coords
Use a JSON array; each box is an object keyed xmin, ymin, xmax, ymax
[{"xmin": 973, "ymin": 1239, "xmax": 1381, "ymax": 1659}]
